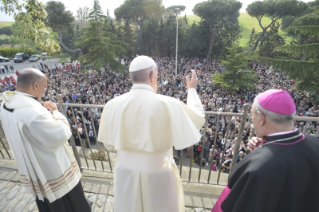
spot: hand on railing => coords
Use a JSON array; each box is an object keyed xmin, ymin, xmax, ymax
[{"xmin": 247, "ymin": 137, "xmax": 264, "ymax": 152}]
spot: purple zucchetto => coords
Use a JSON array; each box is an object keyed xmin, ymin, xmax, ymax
[{"xmin": 258, "ymin": 89, "xmax": 296, "ymax": 115}]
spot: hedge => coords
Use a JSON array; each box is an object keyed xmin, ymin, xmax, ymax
[{"xmin": 0, "ymin": 46, "xmax": 36, "ymax": 58}]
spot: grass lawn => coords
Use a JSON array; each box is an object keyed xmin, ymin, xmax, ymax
[
  {"xmin": 0, "ymin": 34, "xmax": 10, "ymax": 39},
  {"xmin": 58, "ymin": 58, "xmax": 69, "ymax": 63},
  {"xmin": 186, "ymin": 15, "xmax": 201, "ymax": 25},
  {"xmin": 184, "ymin": 14, "xmax": 294, "ymax": 47},
  {"xmin": 0, "ymin": 22, "xmax": 14, "ymax": 29}
]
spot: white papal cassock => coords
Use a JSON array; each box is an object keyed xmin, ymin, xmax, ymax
[{"xmin": 98, "ymin": 83, "xmax": 205, "ymax": 212}]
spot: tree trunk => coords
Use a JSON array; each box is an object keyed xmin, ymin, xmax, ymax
[
  {"xmin": 134, "ymin": 20, "xmax": 144, "ymax": 56},
  {"xmin": 252, "ymin": 18, "xmax": 278, "ymax": 52},
  {"xmin": 206, "ymin": 32, "xmax": 217, "ymax": 61},
  {"xmin": 57, "ymin": 31, "xmax": 83, "ymax": 56},
  {"xmin": 206, "ymin": 21, "xmax": 224, "ymax": 61},
  {"xmin": 252, "ymin": 29, "xmax": 267, "ymax": 52}
]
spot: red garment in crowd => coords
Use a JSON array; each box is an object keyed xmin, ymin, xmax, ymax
[
  {"xmin": 4, "ymin": 77, "xmax": 9, "ymax": 83},
  {"xmin": 10, "ymin": 76, "xmax": 16, "ymax": 85},
  {"xmin": 0, "ymin": 79, "xmax": 6, "ymax": 86}
]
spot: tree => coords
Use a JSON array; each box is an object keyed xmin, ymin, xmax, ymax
[
  {"xmin": 0, "ymin": 0, "xmax": 60, "ymax": 53},
  {"xmin": 76, "ymin": 7, "xmax": 90, "ymax": 28},
  {"xmin": 0, "ymin": 27, "xmax": 12, "ymax": 36},
  {"xmin": 212, "ymin": 43, "xmax": 257, "ymax": 92},
  {"xmin": 260, "ymin": 2, "xmax": 319, "ymax": 96},
  {"xmin": 45, "ymin": 1, "xmax": 83, "ymax": 56},
  {"xmin": 115, "ymin": 0, "xmax": 165, "ymax": 56},
  {"xmin": 76, "ymin": 0, "xmax": 126, "ymax": 72},
  {"xmin": 180, "ymin": 22, "xmax": 207, "ymax": 58},
  {"xmin": 256, "ymin": 22, "xmax": 286, "ymax": 57},
  {"xmin": 10, "ymin": 19, "xmax": 59, "ymax": 54},
  {"xmin": 247, "ymin": 0, "xmax": 306, "ymax": 51},
  {"xmin": 165, "ymin": 5, "xmax": 186, "ymax": 13},
  {"xmin": 193, "ymin": 0, "xmax": 242, "ymax": 60},
  {"xmin": 165, "ymin": 5, "xmax": 186, "ymax": 17}
]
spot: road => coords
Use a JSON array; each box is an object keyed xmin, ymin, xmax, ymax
[{"xmin": 0, "ymin": 58, "xmax": 62, "ymax": 73}]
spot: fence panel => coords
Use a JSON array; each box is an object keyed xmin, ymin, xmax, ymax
[{"xmin": 0, "ymin": 99, "xmax": 318, "ymax": 186}]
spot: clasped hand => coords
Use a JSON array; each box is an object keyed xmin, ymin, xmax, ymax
[{"xmin": 44, "ymin": 101, "xmax": 58, "ymax": 112}]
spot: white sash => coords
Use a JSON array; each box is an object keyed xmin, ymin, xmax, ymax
[{"xmin": 116, "ymin": 148, "xmax": 174, "ymax": 173}]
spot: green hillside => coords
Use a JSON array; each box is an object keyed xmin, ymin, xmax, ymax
[
  {"xmin": 0, "ymin": 22, "xmax": 14, "ymax": 29},
  {"xmin": 185, "ymin": 13, "xmax": 293, "ymax": 47},
  {"xmin": 1, "ymin": 15, "xmax": 293, "ymax": 47}
]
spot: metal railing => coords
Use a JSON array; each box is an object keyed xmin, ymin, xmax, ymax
[{"xmin": 0, "ymin": 98, "xmax": 319, "ymax": 186}]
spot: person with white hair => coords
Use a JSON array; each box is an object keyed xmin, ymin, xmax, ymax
[
  {"xmin": 212, "ymin": 89, "xmax": 319, "ymax": 212},
  {"xmin": 98, "ymin": 55, "xmax": 205, "ymax": 212}
]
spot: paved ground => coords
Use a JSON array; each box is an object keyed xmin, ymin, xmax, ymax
[
  {"xmin": 0, "ymin": 159, "xmax": 224, "ymax": 212},
  {"xmin": 0, "ymin": 58, "xmax": 61, "ymax": 73},
  {"xmin": 0, "ymin": 180, "xmax": 213, "ymax": 212}
]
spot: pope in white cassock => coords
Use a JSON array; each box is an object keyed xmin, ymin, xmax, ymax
[{"xmin": 98, "ymin": 56, "xmax": 205, "ymax": 212}]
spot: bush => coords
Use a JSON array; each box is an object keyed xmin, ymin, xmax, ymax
[
  {"xmin": 0, "ymin": 39, "xmax": 9, "ymax": 45},
  {"xmin": 0, "ymin": 46, "xmax": 36, "ymax": 57},
  {"xmin": 87, "ymin": 148, "xmax": 109, "ymax": 162}
]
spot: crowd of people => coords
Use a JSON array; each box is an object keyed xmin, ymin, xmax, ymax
[{"xmin": 1, "ymin": 57, "xmax": 318, "ymax": 172}]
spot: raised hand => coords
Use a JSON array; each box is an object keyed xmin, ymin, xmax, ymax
[{"xmin": 186, "ymin": 70, "xmax": 197, "ymax": 89}]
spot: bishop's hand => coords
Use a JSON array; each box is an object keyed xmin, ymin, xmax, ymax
[
  {"xmin": 247, "ymin": 137, "xmax": 264, "ymax": 152},
  {"xmin": 186, "ymin": 70, "xmax": 197, "ymax": 89}
]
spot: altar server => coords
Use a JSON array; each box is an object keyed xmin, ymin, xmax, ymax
[{"xmin": 0, "ymin": 68, "xmax": 90, "ymax": 212}]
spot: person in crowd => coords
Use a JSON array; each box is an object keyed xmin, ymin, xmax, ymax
[
  {"xmin": 222, "ymin": 154, "xmax": 232, "ymax": 173},
  {"xmin": 236, "ymin": 151, "xmax": 245, "ymax": 163},
  {"xmin": 212, "ymin": 89, "xmax": 319, "ymax": 212},
  {"xmin": 204, "ymin": 138, "xmax": 211, "ymax": 166},
  {"xmin": 0, "ymin": 68, "xmax": 90, "ymax": 212},
  {"xmin": 98, "ymin": 56, "xmax": 205, "ymax": 212},
  {"xmin": 211, "ymin": 160, "xmax": 217, "ymax": 172}
]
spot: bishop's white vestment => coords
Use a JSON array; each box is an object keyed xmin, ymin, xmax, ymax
[{"xmin": 98, "ymin": 84, "xmax": 205, "ymax": 212}]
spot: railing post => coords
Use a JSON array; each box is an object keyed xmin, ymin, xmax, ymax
[
  {"xmin": 179, "ymin": 148, "xmax": 183, "ymax": 177},
  {"xmin": 207, "ymin": 114, "xmax": 220, "ymax": 184},
  {"xmin": 56, "ymin": 95, "xmax": 83, "ymax": 172},
  {"xmin": 229, "ymin": 104, "xmax": 249, "ymax": 174},
  {"xmin": 216, "ymin": 116, "xmax": 233, "ymax": 184},
  {"xmin": 198, "ymin": 117, "xmax": 208, "ymax": 183},
  {"xmin": 302, "ymin": 121, "xmax": 310, "ymax": 134}
]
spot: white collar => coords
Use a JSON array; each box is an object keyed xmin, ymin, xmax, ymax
[
  {"xmin": 15, "ymin": 91, "xmax": 38, "ymax": 99},
  {"xmin": 267, "ymin": 129, "xmax": 298, "ymax": 136},
  {"xmin": 131, "ymin": 84, "xmax": 154, "ymax": 92}
]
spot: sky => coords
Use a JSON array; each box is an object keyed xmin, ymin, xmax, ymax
[{"xmin": 0, "ymin": 0, "xmax": 314, "ymax": 22}]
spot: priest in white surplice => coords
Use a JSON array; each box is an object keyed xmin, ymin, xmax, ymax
[
  {"xmin": 0, "ymin": 68, "xmax": 90, "ymax": 212},
  {"xmin": 98, "ymin": 56, "xmax": 205, "ymax": 212}
]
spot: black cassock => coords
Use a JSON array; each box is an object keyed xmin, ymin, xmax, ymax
[
  {"xmin": 213, "ymin": 130, "xmax": 319, "ymax": 212},
  {"xmin": 35, "ymin": 182, "xmax": 91, "ymax": 212}
]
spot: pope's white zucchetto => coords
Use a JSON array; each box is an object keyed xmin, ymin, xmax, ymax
[{"xmin": 129, "ymin": 55, "xmax": 156, "ymax": 72}]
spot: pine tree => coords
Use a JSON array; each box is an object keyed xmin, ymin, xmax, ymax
[
  {"xmin": 76, "ymin": 0, "xmax": 126, "ymax": 72},
  {"xmin": 260, "ymin": 6, "xmax": 319, "ymax": 94},
  {"xmin": 212, "ymin": 42, "xmax": 257, "ymax": 92}
]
